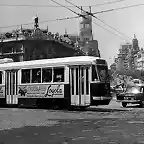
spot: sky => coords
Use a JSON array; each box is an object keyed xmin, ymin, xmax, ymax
[{"xmin": 0, "ymin": 0, "xmax": 144, "ymax": 66}]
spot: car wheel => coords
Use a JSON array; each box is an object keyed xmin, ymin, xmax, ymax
[
  {"xmin": 139, "ymin": 101, "xmax": 144, "ymax": 107},
  {"xmin": 122, "ymin": 102, "xmax": 127, "ymax": 107}
]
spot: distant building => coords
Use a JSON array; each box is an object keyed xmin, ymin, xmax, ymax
[
  {"xmin": 68, "ymin": 7, "xmax": 100, "ymax": 57},
  {"xmin": 114, "ymin": 34, "xmax": 139, "ymax": 72},
  {"xmin": 135, "ymin": 48, "xmax": 144, "ymax": 70}
]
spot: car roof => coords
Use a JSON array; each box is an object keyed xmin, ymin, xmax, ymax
[{"xmin": 127, "ymin": 83, "xmax": 144, "ymax": 87}]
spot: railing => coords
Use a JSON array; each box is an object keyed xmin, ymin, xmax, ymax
[{"xmin": 0, "ymin": 31, "xmax": 88, "ymax": 56}]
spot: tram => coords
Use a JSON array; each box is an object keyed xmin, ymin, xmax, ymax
[{"xmin": 0, "ymin": 56, "xmax": 112, "ymax": 109}]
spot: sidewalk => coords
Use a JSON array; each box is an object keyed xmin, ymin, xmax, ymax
[{"xmin": 112, "ymin": 96, "xmax": 117, "ymax": 100}]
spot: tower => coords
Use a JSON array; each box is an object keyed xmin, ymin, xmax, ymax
[
  {"xmin": 79, "ymin": 7, "xmax": 93, "ymax": 42},
  {"xmin": 34, "ymin": 15, "xmax": 39, "ymax": 29},
  {"xmin": 132, "ymin": 34, "xmax": 139, "ymax": 54}
]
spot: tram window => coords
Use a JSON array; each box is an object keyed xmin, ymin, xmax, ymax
[
  {"xmin": 42, "ymin": 68, "xmax": 52, "ymax": 83},
  {"xmin": 0, "ymin": 71, "xmax": 2, "ymax": 84},
  {"xmin": 21, "ymin": 69, "xmax": 30, "ymax": 83},
  {"xmin": 32, "ymin": 68, "xmax": 41, "ymax": 83},
  {"xmin": 92, "ymin": 65, "xmax": 98, "ymax": 81},
  {"xmin": 53, "ymin": 67, "xmax": 64, "ymax": 82}
]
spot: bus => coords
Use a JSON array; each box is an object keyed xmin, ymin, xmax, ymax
[{"xmin": 0, "ymin": 56, "xmax": 111, "ymax": 109}]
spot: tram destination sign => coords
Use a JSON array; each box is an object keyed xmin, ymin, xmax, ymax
[{"xmin": 18, "ymin": 84, "xmax": 64, "ymax": 98}]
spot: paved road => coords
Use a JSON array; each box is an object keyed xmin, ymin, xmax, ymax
[{"xmin": 0, "ymin": 100, "xmax": 144, "ymax": 144}]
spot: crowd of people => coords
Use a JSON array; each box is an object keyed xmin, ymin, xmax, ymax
[{"xmin": 0, "ymin": 29, "xmax": 80, "ymax": 50}]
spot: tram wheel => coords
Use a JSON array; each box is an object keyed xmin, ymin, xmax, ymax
[{"xmin": 122, "ymin": 102, "xmax": 127, "ymax": 107}]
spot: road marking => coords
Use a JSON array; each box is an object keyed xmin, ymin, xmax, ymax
[
  {"xmin": 72, "ymin": 136, "xmax": 85, "ymax": 141},
  {"xmin": 82, "ymin": 129, "xmax": 92, "ymax": 132},
  {"xmin": 128, "ymin": 121, "xmax": 144, "ymax": 124},
  {"xmin": 50, "ymin": 133, "xmax": 56, "ymax": 135}
]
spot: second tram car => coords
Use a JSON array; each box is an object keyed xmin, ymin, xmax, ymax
[{"xmin": 0, "ymin": 56, "xmax": 111, "ymax": 109}]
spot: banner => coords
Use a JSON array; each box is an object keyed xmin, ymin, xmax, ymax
[{"xmin": 18, "ymin": 84, "xmax": 64, "ymax": 98}]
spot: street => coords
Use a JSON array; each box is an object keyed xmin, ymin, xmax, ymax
[{"xmin": 0, "ymin": 100, "xmax": 144, "ymax": 144}]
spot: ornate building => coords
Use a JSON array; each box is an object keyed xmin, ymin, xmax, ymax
[
  {"xmin": 78, "ymin": 7, "xmax": 100, "ymax": 57},
  {"xmin": 0, "ymin": 13, "xmax": 100, "ymax": 62},
  {"xmin": 0, "ymin": 16, "xmax": 88, "ymax": 62},
  {"xmin": 68, "ymin": 7, "xmax": 100, "ymax": 57}
]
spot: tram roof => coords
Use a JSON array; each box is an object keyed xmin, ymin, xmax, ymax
[{"xmin": 0, "ymin": 56, "xmax": 105, "ymax": 70}]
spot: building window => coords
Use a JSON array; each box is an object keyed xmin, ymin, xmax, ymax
[
  {"xmin": 85, "ymin": 38, "xmax": 89, "ymax": 41},
  {"xmin": 85, "ymin": 24, "xmax": 90, "ymax": 28},
  {"xmin": 80, "ymin": 24, "xmax": 84, "ymax": 29}
]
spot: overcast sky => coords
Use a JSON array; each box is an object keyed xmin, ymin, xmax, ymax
[{"xmin": 0, "ymin": 0, "xmax": 144, "ymax": 66}]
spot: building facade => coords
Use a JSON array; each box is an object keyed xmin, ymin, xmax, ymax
[
  {"xmin": 114, "ymin": 35, "xmax": 139, "ymax": 73},
  {"xmin": 0, "ymin": 13, "xmax": 100, "ymax": 62},
  {"xmin": 135, "ymin": 48, "xmax": 144, "ymax": 70}
]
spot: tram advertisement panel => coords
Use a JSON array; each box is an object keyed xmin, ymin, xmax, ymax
[
  {"xmin": 0, "ymin": 85, "xmax": 5, "ymax": 98},
  {"xmin": 18, "ymin": 84, "xmax": 64, "ymax": 98}
]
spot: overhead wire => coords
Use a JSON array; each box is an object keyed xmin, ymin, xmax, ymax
[
  {"xmin": 51, "ymin": 0, "xmax": 131, "ymax": 41},
  {"xmin": 92, "ymin": 21, "xmax": 129, "ymax": 41},
  {"xmin": 0, "ymin": 0, "xmax": 127, "ymax": 8},
  {"xmin": 93, "ymin": 3, "xmax": 144, "ymax": 14},
  {"xmin": 65, "ymin": 0, "xmax": 132, "ymax": 40},
  {"xmin": 50, "ymin": 0, "xmax": 86, "ymax": 19},
  {"xmin": 0, "ymin": 16, "xmax": 79, "ymax": 29},
  {"xmin": 0, "ymin": 1, "xmax": 144, "ymax": 33}
]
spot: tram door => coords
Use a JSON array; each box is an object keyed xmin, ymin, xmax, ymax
[
  {"xmin": 70, "ymin": 66, "xmax": 91, "ymax": 106},
  {"xmin": 5, "ymin": 70, "xmax": 18, "ymax": 105}
]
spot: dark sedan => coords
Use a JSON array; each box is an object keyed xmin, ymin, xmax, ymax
[{"xmin": 116, "ymin": 84, "xmax": 144, "ymax": 107}]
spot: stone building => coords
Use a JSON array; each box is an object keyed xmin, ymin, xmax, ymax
[
  {"xmin": 114, "ymin": 34, "xmax": 139, "ymax": 73},
  {"xmin": 0, "ymin": 12, "xmax": 100, "ymax": 62}
]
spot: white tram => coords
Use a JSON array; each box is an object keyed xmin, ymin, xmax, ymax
[{"xmin": 0, "ymin": 56, "xmax": 112, "ymax": 109}]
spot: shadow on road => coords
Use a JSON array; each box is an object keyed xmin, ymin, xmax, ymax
[
  {"xmin": 0, "ymin": 104, "xmax": 133, "ymax": 113},
  {"xmin": 77, "ymin": 107, "xmax": 130, "ymax": 112}
]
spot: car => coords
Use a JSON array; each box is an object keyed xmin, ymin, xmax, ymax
[
  {"xmin": 132, "ymin": 79, "xmax": 143, "ymax": 84},
  {"xmin": 116, "ymin": 84, "xmax": 144, "ymax": 107}
]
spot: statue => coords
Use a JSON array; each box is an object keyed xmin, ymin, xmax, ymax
[{"xmin": 34, "ymin": 16, "xmax": 39, "ymax": 28}]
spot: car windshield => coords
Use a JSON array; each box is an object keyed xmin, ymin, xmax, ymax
[{"xmin": 126, "ymin": 86, "xmax": 142, "ymax": 94}]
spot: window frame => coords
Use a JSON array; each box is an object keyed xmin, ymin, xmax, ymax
[{"xmin": 91, "ymin": 65, "xmax": 98, "ymax": 82}]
